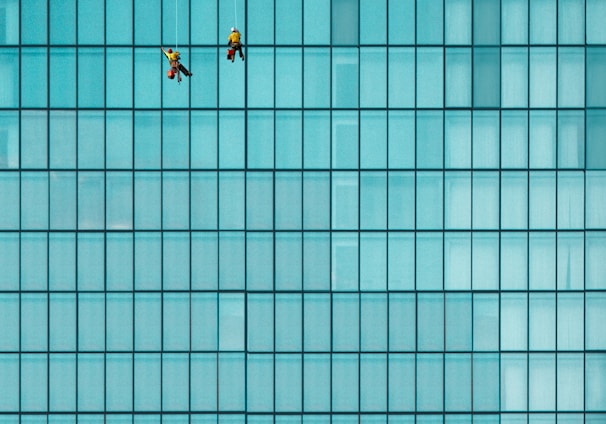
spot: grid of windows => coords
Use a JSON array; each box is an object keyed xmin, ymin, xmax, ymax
[{"xmin": 2, "ymin": 0, "xmax": 606, "ymax": 422}]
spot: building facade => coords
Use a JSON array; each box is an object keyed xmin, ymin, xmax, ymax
[{"xmin": 1, "ymin": 0, "xmax": 606, "ymax": 422}]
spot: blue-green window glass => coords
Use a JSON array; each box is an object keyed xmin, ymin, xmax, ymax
[
  {"xmin": 20, "ymin": 48, "xmax": 46, "ymax": 108},
  {"xmin": 275, "ymin": 233, "xmax": 302, "ymax": 290},
  {"xmin": 106, "ymin": 354, "xmax": 132, "ymax": 412},
  {"xmin": 106, "ymin": 293, "xmax": 133, "ymax": 350},
  {"xmin": 473, "ymin": 111, "xmax": 499, "ymax": 168},
  {"xmin": 557, "ymin": 172, "xmax": 584, "ymax": 229},
  {"xmin": 529, "ymin": 172, "xmax": 555, "ymax": 229},
  {"xmin": 163, "ymin": 234, "xmax": 190, "ymax": 290},
  {"xmin": 248, "ymin": 48, "xmax": 274, "ymax": 108},
  {"xmin": 445, "ymin": 354, "xmax": 472, "ymax": 411},
  {"xmin": 360, "ymin": 172, "xmax": 386, "ymax": 230},
  {"xmin": 246, "ymin": 172, "xmax": 273, "ymax": 230},
  {"xmin": 501, "ymin": 47, "xmax": 528, "ymax": 108},
  {"xmin": 190, "ymin": 49, "xmax": 217, "ymax": 108},
  {"xmin": 332, "ymin": 0, "xmax": 358, "ymax": 45},
  {"xmin": 530, "ymin": 48, "xmax": 557, "ymax": 107},
  {"xmin": 501, "ymin": 172, "xmax": 528, "ymax": 229},
  {"xmin": 472, "ymin": 354, "xmax": 499, "ymax": 410},
  {"xmin": 529, "ymin": 294, "xmax": 555, "ymax": 350},
  {"xmin": 446, "ymin": 48, "xmax": 471, "ymax": 108},
  {"xmin": 303, "ymin": 354, "xmax": 330, "ymax": 411},
  {"xmin": 587, "ymin": 232, "xmax": 606, "ymax": 290},
  {"xmin": 304, "ymin": 49, "xmax": 330, "ymax": 108},
  {"xmin": 332, "ymin": 172, "xmax": 358, "ymax": 229},
  {"xmin": 303, "ymin": 0, "xmax": 330, "ymax": 44},
  {"xmin": 247, "ymin": 111, "xmax": 274, "ymax": 169},
  {"xmin": 557, "ymin": 354, "xmax": 584, "ymax": 410},
  {"xmin": 219, "ymin": 112, "xmax": 245, "ymax": 169},
  {"xmin": 502, "ymin": 0, "xmax": 528, "ymax": 44},
  {"xmin": 78, "ymin": 0, "xmax": 104, "ymax": 44},
  {"xmin": 389, "ymin": 49, "xmax": 415, "ymax": 108},
  {"xmin": 416, "ymin": 233, "xmax": 443, "ymax": 290},
  {"xmin": 417, "ymin": 0, "xmax": 443, "ymax": 45},
  {"xmin": 360, "ymin": 48, "xmax": 386, "ymax": 107},
  {"xmin": 246, "ymin": 232, "xmax": 273, "ymax": 290},
  {"xmin": 78, "ymin": 293, "xmax": 105, "ymax": 351},
  {"xmin": 21, "ymin": 294, "xmax": 47, "ymax": 350},
  {"xmin": 472, "ymin": 233, "xmax": 499, "ymax": 290},
  {"xmin": 134, "ymin": 353, "xmax": 160, "ymax": 411},
  {"xmin": 530, "ymin": 233, "xmax": 556, "ymax": 290},
  {"xmin": 21, "ymin": 0, "xmax": 47, "ymax": 44},
  {"xmin": 501, "ymin": 232, "xmax": 528, "ymax": 290},
  {"xmin": 473, "ymin": 48, "xmax": 500, "ymax": 107},
  {"xmin": 21, "ymin": 111, "xmax": 48, "ymax": 169},
  {"xmin": 21, "ymin": 353, "xmax": 48, "ymax": 411},
  {"xmin": 501, "ymin": 354, "xmax": 528, "ymax": 411},
  {"xmin": 303, "ymin": 172, "xmax": 329, "ymax": 229},
  {"xmin": 78, "ymin": 111, "xmax": 104, "ymax": 169},
  {"xmin": 444, "ymin": 232, "xmax": 471, "ymax": 290},
  {"xmin": 417, "ymin": 354, "xmax": 443, "ymax": 411},
  {"xmin": 388, "ymin": 111, "xmax": 415, "ymax": 168},
  {"xmin": 191, "ymin": 233, "xmax": 218, "ymax": 290},
  {"xmin": 191, "ymin": 355, "xmax": 217, "ymax": 410},
  {"xmin": 530, "ymin": 0, "xmax": 556, "ymax": 44},
  {"xmin": 49, "ymin": 354, "xmax": 76, "ymax": 411},
  {"xmin": 417, "ymin": 48, "xmax": 444, "ymax": 108},
  {"xmin": 50, "ymin": 171, "xmax": 76, "ymax": 230},
  {"xmin": 77, "ymin": 233, "xmax": 104, "ymax": 291},
  {"xmin": 529, "ymin": 354, "xmax": 556, "ymax": 411},
  {"xmin": 472, "ymin": 294, "xmax": 499, "ymax": 351},
  {"xmin": 21, "ymin": 233, "xmax": 47, "ymax": 291},
  {"xmin": 388, "ymin": 0, "xmax": 414, "ymax": 44},
  {"xmin": 77, "ymin": 172, "xmax": 105, "ymax": 230},
  {"xmin": 473, "ymin": 0, "xmax": 500, "ymax": 45},
  {"xmin": 106, "ymin": 0, "xmax": 133, "ymax": 44},
  {"xmin": 501, "ymin": 111, "xmax": 528, "ymax": 168},
  {"xmin": 445, "ymin": 112, "xmax": 470, "ymax": 168},
  {"xmin": 360, "ymin": 0, "xmax": 385, "ymax": 44},
  {"xmin": 446, "ymin": 0, "xmax": 471, "ymax": 45},
  {"xmin": 416, "ymin": 172, "xmax": 443, "ymax": 229},
  {"xmin": 134, "ymin": 0, "xmax": 160, "ymax": 44},
  {"xmin": 275, "ymin": 172, "xmax": 302, "ymax": 230},
  {"xmin": 332, "ymin": 111, "xmax": 358, "ymax": 168},
  {"xmin": 446, "ymin": 294, "xmax": 472, "ymax": 350},
  {"xmin": 529, "ymin": 111, "xmax": 556, "ymax": 168},
  {"xmin": 388, "ymin": 233, "xmax": 415, "ymax": 290},
  {"xmin": 134, "ymin": 233, "xmax": 161, "ymax": 290},
  {"xmin": 587, "ymin": 172, "xmax": 606, "ymax": 228},
  {"xmin": 558, "ymin": 0, "xmax": 585, "ymax": 44},
  {"xmin": 587, "ymin": 0, "xmax": 606, "ymax": 44},
  {"xmin": 556, "ymin": 233, "xmax": 584, "ymax": 291},
  {"xmin": 247, "ymin": 354, "xmax": 273, "ymax": 412},
  {"xmin": 276, "ymin": 0, "xmax": 302, "ymax": 44},
  {"xmin": 360, "ymin": 233, "xmax": 386, "ymax": 291},
  {"xmin": 162, "ymin": 0, "xmax": 189, "ymax": 47},
  {"xmin": 558, "ymin": 48, "xmax": 585, "ymax": 107},
  {"xmin": 586, "ymin": 354, "xmax": 606, "ymax": 410},
  {"xmin": 416, "ymin": 112, "xmax": 443, "ymax": 168},
  {"xmin": 49, "ymin": 48, "xmax": 76, "ymax": 108},
  {"xmin": 191, "ymin": 111, "xmax": 217, "ymax": 169},
  {"xmin": 558, "ymin": 111, "xmax": 585, "ymax": 169},
  {"xmin": 587, "ymin": 110, "xmax": 606, "ymax": 169},
  {"xmin": 276, "ymin": 112, "xmax": 302, "ymax": 168},
  {"xmin": 445, "ymin": 172, "xmax": 471, "ymax": 229},
  {"xmin": 360, "ymin": 354, "xmax": 387, "ymax": 412},
  {"xmin": 248, "ymin": 0, "xmax": 273, "ymax": 44},
  {"xmin": 331, "ymin": 233, "xmax": 358, "ymax": 291},
  {"xmin": 0, "ymin": 173, "xmax": 18, "ymax": 230},
  {"xmin": 107, "ymin": 50, "xmax": 134, "ymax": 107},
  {"xmin": 276, "ymin": 49, "xmax": 302, "ymax": 108},
  {"xmin": 134, "ymin": 49, "xmax": 160, "ymax": 108},
  {"xmin": 388, "ymin": 354, "xmax": 415, "ymax": 411},
  {"xmin": 276, "ymin": 294, "xmax": 302, "ymax": 351},
  {"xmin": 332, "ymin": 354, "xmax": 359, "ymax": 411},
  {"xmin": 22, "ymin": 171, "xmax": 48, "ymax": 229},
  {"xmin": 50, "ymin": 294, "xmax": 76, "ymax": 351},
  {"xmin": 49, "ymin": 0, "xmax": 74, "ymax": 44},
  {"xmin": 219, "ymin": 232, "xmax": 245, "ymax": 290},
  {"xmin": 49, "ymin": 234, "xmax": 75, "ymax": 290},
  {"xmin": 332, "ymin": 48, "xmax": 359, "ymax": 108},
  {"xmin": 304, "ymin": 294, "xmax": 330, "ymax": 351},
  {"xmin": 50, "ymin": 111, "xmax": 76, "ymax": 169}
]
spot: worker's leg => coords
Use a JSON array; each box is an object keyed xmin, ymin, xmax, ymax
[{"xmin": 179, "ymin": 63, "xmax": 192, "ymax": 77}]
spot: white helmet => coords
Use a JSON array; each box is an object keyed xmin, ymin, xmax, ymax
[{"xmin": 231, "ymin": 27, "xmax": 236, "ymax": 32}]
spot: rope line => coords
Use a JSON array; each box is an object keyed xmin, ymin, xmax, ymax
[
  {"xmin": 175, "ymin": 0, "xmax": 178, "ymax": 50},
  {"xmin": 234, "ymin": 0, "xmax": 238, "ymax": 28}
]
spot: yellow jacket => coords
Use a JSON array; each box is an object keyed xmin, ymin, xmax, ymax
[
  {"xmin": 228, "ymin": 32, "xmax": 241, "ymax": 44},
  {"xmin": 163, "ymin": 50, "xmax": 180, "ymax": 63}
]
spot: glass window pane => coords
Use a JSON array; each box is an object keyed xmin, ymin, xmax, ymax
[
  {"xmin": 388, "ymin": 49, "xmax": 415, "ymax": 108},
  {"xmin": 445, "ymin": 112, "xmax": 471, "ymax": 168},
  {"xmin": 360, "ymin": 172, "xmax": 386, "ymax": 230},
  {"xmin": 473, "ymin": 48, "xmax": 500, "ymax": 107},
  {"xmin": 332, "ymin": 48, "xmax": 358, "ymax": 108},
  {"xmin": 360, "ymin": 48, "xmax": 386, "ymax": 107},
  {"xmin": 474, "ymin": 0, "xmax": 500, "ymax": 44},
  {"xmin": 219, "ymin": 294, "xmax": 244, "ymax": 351},
  {"xmin": 49, "ymin": 234, "xmax": 75, "ymax": 290},
  {"xmin": 446, "ymin": 0, "xmax": 471, "ymax": 44},
  {"xmin": 303, "ymin": 232, "xmax": 330, "ymax": 291},
  {"xmin": 444, "ymin": 233, "xmax": 471, "ymax": 290},
  {"xmin": 587, "ymin": 0, "xmax": 606, "ymax": 44},
  {"xmin": 501, "ymin": 232, "xmax": 528, "ymax": 290},
  {"xmin": 276, "ymin": 294, "xmax": 302, "ymax": 352},
  {"xmin": 219, "ymin": 232, "xmax": 245, "ymax": 290},
  {"xmin": 529, "ymin": 172, "xmax": 555, "ymax": 229},
  {"xmin": 445, "ymin": 48, "xmax": 471, "ymax": 108},
  {"xmin": 501, "ymin": 48, "xmax": 528, "ymax": 108},
  {"xmin": 332, "ymin": 0, "xmax": 358, "ymax": 45},
  {"xmin": 417, "ymin": 112, "xmax": 444, "ymax": 169},
  {"xmin": 501, "ymin": 294, "xmax": 528, "ymax": 350},
  {"xmin": 586, "ymin": 293, "xmax": 606, "ymax": 350},
  {"xmin": 20, "ymin": 111, "xmax": 48, "ymax": 169},
  {"xmin": 332, "ymin": 294, "xmax": 359, "ymax": 351},
  {"xmin": 472, "ymin": 233, "xmax": 499, "ymax": 290},
  {"xmin": 530, "ymin": 48, "xmax": 556, "ymax": 107},
  {"xmin": 246, "ymin": 232, "xmax": 273, "ymax": 291},
  {"xmin": 501, "ymin": 172, "xmax": 528, "ymax": 230},
  {"xmin": 304, "ymin": 49, "xmax": 330, "ymax": 108},
  {"xmin": 529, "ymin": 294, "xmax": 555, "ymax": 350},
  {"xmin": 388, "ymin": 233, "xmax": 415, "ymax": 290},
  {"xmin": 472, "ymin": 111, "xmax": 499, "ymax": 169},
  {"xmin": 557, "ymin": 354, "xmax": 584, "ymax": 410},
  {"xmin": 360, "ymin": 233, "xmax": 386, "ymax": 291},
  {"xmin": 416, "ymin": 233, "xmax": 443, "ymax": 290},
  {"xmin": 276, "ymin": 172, "xmax": 302, "ymax": 230},
  {"xmin": 529, "ymin": 232, "xmax": 555, "ymax": 290},
  {"xmin": 445, "ymin": 354, "xmax": 471, "ymax": 411},
  {"xmin": 445, "ymin": 294, "xmax": 472, "ymax": 351},
  {"xmin": 558, "ymin": 0, "xmax": 585, "ymax": 44},
  {"xmin": 331, "ymin": 233, "xmax": 358, "ymax": 291},
  {"xmin": 417, "ymin": 48, "xmax": 444, "ymax": 108},
  {"xmin": 50, "ymin": 111, "xmax": 76, "ymax": 169},
  {"xmin": 501, "ymin": 354, "xmax": 528, "ymax": 411},
  {"xmin": 472, "ymin": 353, "xmax": 499, "ymax": 411},
  {"xmin": 275, "ymin": 233, "xmax": 302, "ymax": 291},
  {"xmin": 472, "ymin": 172, "xmax": 499, "ymax": 229},
  {"xmin": 417, "ymin": 172, "xmax": 443, "ymax": 229},
  {"xmin": 417, "ymin": 354, "xmax": 443, "ymax": 411},
  {"xmin": 587, "ymin": 110, "xmax": 606, "ymax": 169},
  {"xmin": 587, "ymin": 172, "xmax": 606, "ymax": 228},
  {"xmin": 247, "ymin": 354, "xmax": 273, "ymax": 412},
  {"xmin": 502, "ymin": 0, "xmax": 528, "ymax": 44},
  {"xmin": 558, "ymin": 111, "xmax": 585, "ymax": 169},
  {"xmin": 530, "ymin": 0, "xmax": 556, "ymax": 43},
  {"xmin": 50, "ymin": 171, "xmax": 77, "ymax": 230},
  {"xmin": 21, "ymin": 48, "xmax": 47, "ymax": 108}
]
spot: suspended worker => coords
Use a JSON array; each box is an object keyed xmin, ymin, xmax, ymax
[
  {"xmin": 161, "ymin": 47, "xmax": 192, "ymax": 82},
  {"xmin": 227, "ymin": 27, "xmax": 245, "ymax": 62}
]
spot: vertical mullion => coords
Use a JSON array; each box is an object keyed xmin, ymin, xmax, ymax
[
  {"xmin": 188, "ymin": 0, "xmax": 193, "ymax": 418},
  {"xmin": 103, "ymin": 0, "xmax": 108, "ymax": 418},
  {"xmin": 75, "ymin": 0, "xmax": 80, "ymax": 416},
  {"xmin": 131, "ymin": 1, "xmax": 136, "ymax": 420}
]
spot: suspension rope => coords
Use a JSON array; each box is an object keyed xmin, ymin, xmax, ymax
[
  {"xmin": 175, "ymin": 0, "xmax": 178, "ymax": 50},
  {"xmin": 234, "ymin": 0, "xmax": 238, "ymax": 28}
]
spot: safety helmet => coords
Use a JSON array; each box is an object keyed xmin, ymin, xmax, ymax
[
  {"xmin": 167, "ymin": 48, "xmax": 173, "ymax": 53},
  {"xmin": 231, "ymin": 27, "xmax": 236, "ymax": 32}
]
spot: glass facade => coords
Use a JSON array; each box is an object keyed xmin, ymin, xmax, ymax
[{"xmin": 1, "ymin": 0, "xmax": 606, "ymax": 422}]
